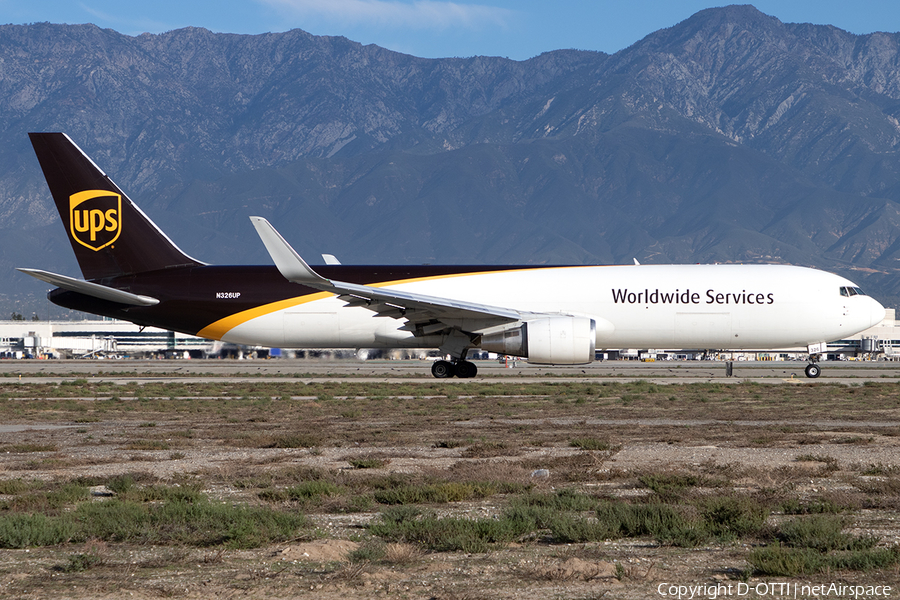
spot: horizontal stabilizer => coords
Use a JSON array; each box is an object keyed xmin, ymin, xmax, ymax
[{"xmin": 17, "ymin": 268, "xmax": 160, "ymax": 306}]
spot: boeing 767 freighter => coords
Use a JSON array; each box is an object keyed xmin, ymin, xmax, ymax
[{"xmin": 19, "ymin": 133, "xmax": 885, "ymax": 378}]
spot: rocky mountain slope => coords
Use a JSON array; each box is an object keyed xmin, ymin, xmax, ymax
[{"xmin": 4, "ymin": 5, "xmax": 900, "ymax": 316}]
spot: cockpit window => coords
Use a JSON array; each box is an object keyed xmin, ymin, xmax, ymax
[{"xmin": 840, "ymin": 286, "xmax": 867, "ymax": 297}]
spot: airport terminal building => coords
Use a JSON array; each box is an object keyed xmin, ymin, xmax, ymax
[
  {"xmin": 0, "ymin": 309, "xmax": 897, "ymax": 361},
  {"xmin": 0, "ymin": 319, "xmax": 214, "ymax": 359}
]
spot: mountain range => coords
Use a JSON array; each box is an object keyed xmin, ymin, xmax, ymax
[{"xmin": 4, "ymin": 5, "xmax": 900, "ymax": 318}]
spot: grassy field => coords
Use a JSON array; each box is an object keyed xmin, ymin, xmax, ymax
[{"xmin": 0, "ymin": 377, "xmax": 898, "ymax": 598}]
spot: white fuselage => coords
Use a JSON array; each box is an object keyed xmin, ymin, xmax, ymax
[{"xmin": 218, "ymin": 264, "xmax": 885, "ymax": 352}]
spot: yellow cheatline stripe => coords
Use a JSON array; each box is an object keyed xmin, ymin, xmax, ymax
[
  {"xmin": 196, "ymin": 265, "xmax": 587, "ymax": 340},
  {"xmin": 197, "ymin": 291, "xmax": 332, "ymax": 340}
]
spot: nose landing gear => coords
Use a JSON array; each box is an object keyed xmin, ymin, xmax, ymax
[{"xmin": 804, "ymin": 350, "xmax": 822, "ymax": 378}]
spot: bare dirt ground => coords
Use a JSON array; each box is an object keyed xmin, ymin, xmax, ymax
[{"xmin": 0, "ymin": 360, "xmax": 898, "ymax": 599}]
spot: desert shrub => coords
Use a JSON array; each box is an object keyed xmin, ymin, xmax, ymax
[
  {"xmin": 504, "ymin": 497, "xmax": 703, "ymax": 546},
  {"xmin": 608, "ymin": 501, "xmax": 710, "ymax": 547},
  {"xmin": 777, "ymin": 515, "xmax": 877, "ymax": 552},
  {"xmin": 749, "ymin": 542, "xmax": 900, "ymax": 576},
  {"xmin": 830, "ymin": 546, "xmax": 900, "ymax": 571},
  {"xmin": 369, "ymin": 510, "xmax": 524, "ymax": 553},
  {"xmin": 57, "ymin": 552, "xmax": 105, "ymax": 573},
  {"xmin": 748, "ymin": 543, "xmax": 825, "ymax": 576},
  {"xmin": 374, "ymin": 482, "xmax": 497, "ymax": 505},
  {"xmin": 700, "ymin": 495, "xmax": 768, "ymax": 540},
  {"xmin": 259, "ymin": 480, "xmax": 343, "ymax": 503},
  {"xmin": 0, "ymin": 479, "xmax": 31, "ymax": 495},
  {"xmin": 74, "ymin": 499, "xmax": 306, "ymax": 548},
  {"xmin": 639, "ymin": 473, "xmax": 703, "ymax": 500},
  {"xmin": 545, "ymin": 514, "xmax": 614, "ymax": 543},
  {"xmin": 347, "ymin": 540, "xmax": 386, "ymax": 563},
  {"xmin": 105, "ymin": 474, "xmax": 136, "ymax": 496},
  {"xmin": 780, "ymin": 497, "xmax": 847, "ymax": 515},
  {"xmin": 121, "ymin": 483, "xmax": 204, "ymax": 504},
  {"xmin": 501, "ymin": 504, "xmax": 557, "ymax": 532},
  {"xmin": 749, "ymin": 514, "xmax": 896, "ymax": 576},
  {"xmin": 0, "ymin": 513, "xmax": 79, "ymax": 548}
]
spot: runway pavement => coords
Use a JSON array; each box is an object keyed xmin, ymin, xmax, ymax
[{"xmin": 0, "ymin": 358, "xmax": 897, "ymax": 384}]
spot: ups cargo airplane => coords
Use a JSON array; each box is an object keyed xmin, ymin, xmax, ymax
[{"xmin": 19, "ymin": 133, "xmax": 886, "ymax": 378}]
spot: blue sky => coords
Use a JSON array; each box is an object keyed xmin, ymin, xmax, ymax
[{"xmin": 2, "ymin": 1, "xmax": 899, "ymax": 60}]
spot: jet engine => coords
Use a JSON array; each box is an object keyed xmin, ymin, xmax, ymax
[{"xmin": 480, "ymin": 317, "xmax": 597, "ymax": 365}]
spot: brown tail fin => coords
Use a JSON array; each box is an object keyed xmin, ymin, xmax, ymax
[{"xmin": 29, "ymin": 132, "xmax": 203, "ymax": 280}]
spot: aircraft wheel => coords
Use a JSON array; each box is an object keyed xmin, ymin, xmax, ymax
[
  {"xmin": 804, "ymin": 363, "xmax": 821, "ymax": 379},
  {"xmin": 455, "ymin": 360, "xmax": 478, "ymax": 378},
  {"xmin": 431, "ymin": 360, "xmax": 456, "ymax": 378}
]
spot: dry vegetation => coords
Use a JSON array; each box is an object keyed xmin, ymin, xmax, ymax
[{"xmin": 0, "ymin": 375, "xmax": 898, "ymax": 598}]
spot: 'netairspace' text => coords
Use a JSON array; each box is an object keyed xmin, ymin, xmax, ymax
[{"xmin": 656, "ymin": 582, "xmax": 892, "ymax": 599}]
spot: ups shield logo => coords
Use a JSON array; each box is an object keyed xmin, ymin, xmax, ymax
[{"xmin": 70, "ymin": 190, "xmax": 122, "ymax": 251}]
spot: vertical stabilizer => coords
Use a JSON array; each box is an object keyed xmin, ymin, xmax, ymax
[{"xmin": 29, "ymin": 133, "xmax": 203, "ymax": 280}]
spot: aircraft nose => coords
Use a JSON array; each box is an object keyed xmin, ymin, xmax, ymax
[{"xmin": 868, "ymin": 296, "xmax": 886, "ymax": 328}]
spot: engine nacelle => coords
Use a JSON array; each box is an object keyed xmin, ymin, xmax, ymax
[{"xmin": 481, "ymin": 317, "xmax": 596, "ymax": 365}]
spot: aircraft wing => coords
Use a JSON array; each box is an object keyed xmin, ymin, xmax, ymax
[
  {"xmin": 17, "ymin": 268, "xmax": 160, "ymax": 306},
  {"xmin": 250, "ymin": 217, "xmax": 530, "ymax": 334}
]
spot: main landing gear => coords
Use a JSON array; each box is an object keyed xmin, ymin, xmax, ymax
[{"xmin": 431, "ymin": 359, "xmax": 478, "ymax": 379}]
